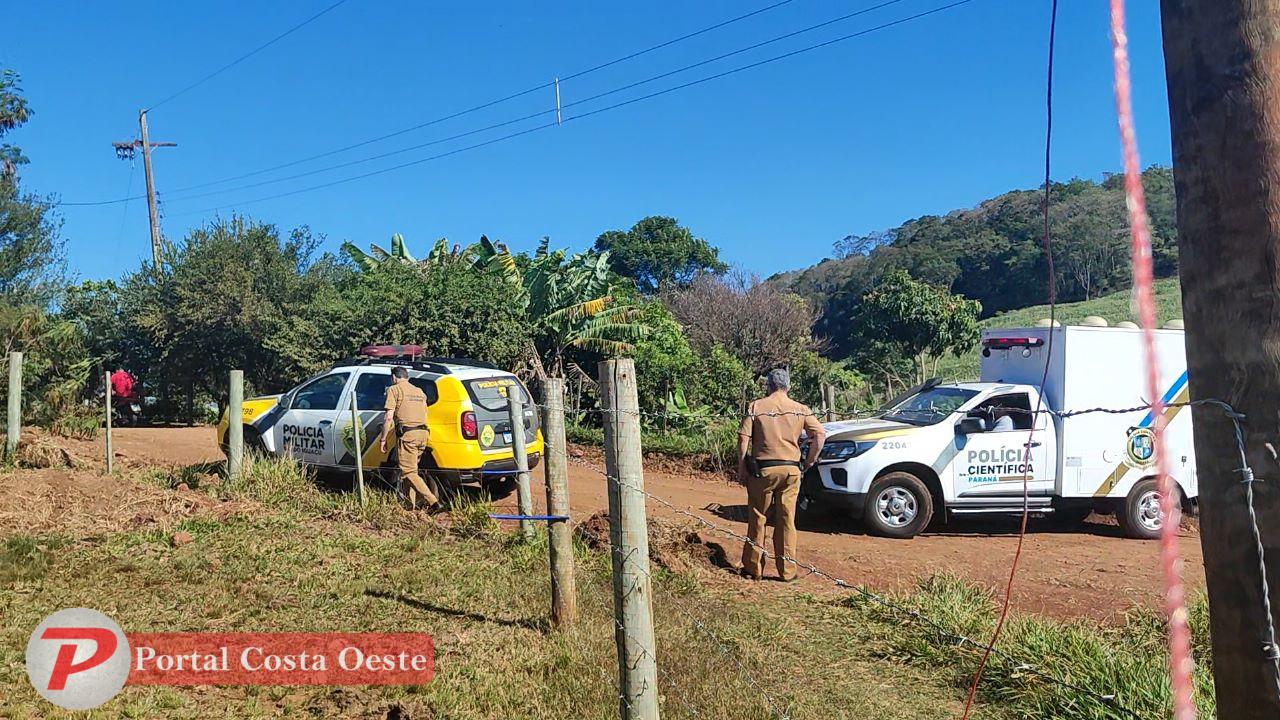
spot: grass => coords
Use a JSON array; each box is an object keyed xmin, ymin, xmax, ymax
[
  {"xmin": 0, "ymin": 453, "xmax": 1210, "ymax": 719},
  {"xmin": 842, "ymin": 574, "xmax": 1215, "ymax": 719},
  {"xmin": 568, "ymin": 421, "xmax": 739, "ymax": 469},
  {"xmin": 936, "ymin": 278, "xmax": 1184, "ymax": 381}
]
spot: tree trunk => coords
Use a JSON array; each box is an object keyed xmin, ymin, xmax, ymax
[{"xmin": 1161, "ymin": 2, "xmax": 1280, "ymax": 716}]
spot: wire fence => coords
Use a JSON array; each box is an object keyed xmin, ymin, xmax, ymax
[{"xmin": 508, "ymin": 392, "xmax": 1280, "ymax": 716}]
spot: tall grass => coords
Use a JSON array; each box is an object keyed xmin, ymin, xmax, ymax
[
  {"xmin": 567, "ymin": 421, "xmax": 739, "ymax": 469},
  {"xmin": 844, "ymin": 574, "xmax": 1215, "ymax": 719}
]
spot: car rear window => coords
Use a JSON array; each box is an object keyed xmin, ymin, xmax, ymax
[
  {"xmin": 464, "ymin": 377, "xmax": 529, "ymax": 411},
  {"xmin": 352, "ymin": 373, "xmax": 439, "ymax": 410}
]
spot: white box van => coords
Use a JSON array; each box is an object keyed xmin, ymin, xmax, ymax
[{"xmin": 800, "ymin": 325, "xmax": 1195, "ymax": 539}]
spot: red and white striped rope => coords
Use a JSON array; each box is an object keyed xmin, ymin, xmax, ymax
[{"xmin": 1108, "ymin": 1, "xmax": 1197, "ymax": 718}]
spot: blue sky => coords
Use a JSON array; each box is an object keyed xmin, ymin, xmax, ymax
[{"xmin": 4, "ymin": 0, "xmax": 1171, "ymax": 282}]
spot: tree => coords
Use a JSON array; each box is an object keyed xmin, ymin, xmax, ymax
[
  {"xmin": 0, "ymin": 68, "xmax": 62, "ymax": 309},
  {"xmin": 0, "ymin": 68, "xmax": 86, "ymax": 432},
  {"xmin": 662, "ymin": 271, "xmax": 817, "ymax": 376},
  {"xmin": 120, "ymin": 217, "xmax": 330, "ymax": 413},
  {"xmin": 631, "ymin": 303, "xmax": 696, "ymax": 416},
  {"xmin": 853, "ymin": 271, "xmax": 980, "ymax": 385},
  {"xmin": 60, "ymin": 280, "xmax": 128, "ymax": 369},
  {"xmin": 315, "ymin": 260, "xmax": 528, "ymax": 370},
  {"xmin": 519, "ymin": 240, "xmax": 648, "ymax": 378},
  {"xmin": 342, "ymin": 233, "xmax": 651, "ymax": 379},
  {"xmin": 594, "ymin": 216, "xmax": 727, "ymax": 295}
]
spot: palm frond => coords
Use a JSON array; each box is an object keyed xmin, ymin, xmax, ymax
[
  {"xmin": 574, "ymin": 322, "xmax": 650, "ymax": 342},
  {"xmin": 570, "ymin": 337, "xmax": 634, "ymax": 356},
  {"xmin": 390, "ymin": 233, "xmax": 415, "ymax": 262},
  {"xmin": 340, "ymin": 241, "xmax": 381, "ymax": 271},
  {"xmin": 545, "ymin": 296, "xmax": 613, "ymax": 324},
  {"xmin": 426, "ymin": 238, "xmax": 451, "ymax": 265}
]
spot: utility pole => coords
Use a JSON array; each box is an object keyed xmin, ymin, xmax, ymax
[
  {"xmin": 114, "ymin": 109, "xmax": 176, "ymax": 268},
  {"xmin": 1161, "ymin": 2, "xmax": 1280, "ymax": 717}
]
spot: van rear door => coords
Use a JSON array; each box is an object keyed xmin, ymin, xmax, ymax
[{"xmin": 464, "ymin": 377, "xmax": 540, "ymax": 451}]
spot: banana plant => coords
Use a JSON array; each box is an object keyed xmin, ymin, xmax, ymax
[
  {"xmin": 341, "ymin": 232, "xmax": 651, "ymax": 377},
  {"xmin": 340, "ymin": 233, "xmax": 417, "ymax": 270}
]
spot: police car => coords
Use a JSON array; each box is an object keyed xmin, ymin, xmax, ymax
[{"xmin": 217, "ymin": 345, "xmax": 543, "ymax": 498}]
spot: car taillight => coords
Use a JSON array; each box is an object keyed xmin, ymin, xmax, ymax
[{"xmin": 461, "ymin": 411, "xmax": 478, "ymax": 440}]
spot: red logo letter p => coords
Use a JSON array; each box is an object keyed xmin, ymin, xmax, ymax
[{"xmin": 40, "ymin": 627, "xmax": 118, "ymax": 690}]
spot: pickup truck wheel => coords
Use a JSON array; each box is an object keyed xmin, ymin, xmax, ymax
[
  {"xmin": 1119, "ymin": 478, "xmax": 1180, "ymax": 540},
  {"xmin": 864, "ymin": 472, "xmax": 933, "ymax": 539}
]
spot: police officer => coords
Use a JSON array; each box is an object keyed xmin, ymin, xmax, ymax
[
  {"xmin": 379, "ymin": 367, "xmax": 441, "ymax": 511},
  {"xmin": 736, "ymin": 368, "xmax": 825, "ymax": 581}
]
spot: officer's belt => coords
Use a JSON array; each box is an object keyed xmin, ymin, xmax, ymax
[
  {"xmin": 753, "ymin": 459, "xmax": 802, "ymax": 470},
  {"xmin": 396, "ymin": 423, "xmax": 426, "ymax": 436}
]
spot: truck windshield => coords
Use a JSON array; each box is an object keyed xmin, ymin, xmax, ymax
[{"xmin": 883, "ymin": 386, "xmax": 979, "ymax": 426}]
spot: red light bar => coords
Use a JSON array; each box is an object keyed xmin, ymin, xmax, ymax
[
  {"xmin": 359, "ymin": 344, "xmax": 423, "ymax": 359},
  {"xmin": 982, "ymin": 336, "xmax": 1045, "ymax": 349}
]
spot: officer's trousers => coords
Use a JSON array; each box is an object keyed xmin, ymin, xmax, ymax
[{"xmin": 741, "ymin": 465, "xmax": 801, "ymax": 580}]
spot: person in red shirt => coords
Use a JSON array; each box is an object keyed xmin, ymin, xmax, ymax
[{"xmin": 109, "ymin": 368, "xmax": 136, "ymax": 400}]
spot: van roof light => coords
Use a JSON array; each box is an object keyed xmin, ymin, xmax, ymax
[
  {"xmin": 982, "ymin": 336, "xmax": 1045, "ymax": 350},
  {"xmin": 359, "ymin": 344, "xmax": 423, "ymax": 359}
]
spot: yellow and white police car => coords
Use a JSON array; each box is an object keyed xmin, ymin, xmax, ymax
[{"xmin": 217, "ymin": 345, "xmax": 543, "ymax": 498}]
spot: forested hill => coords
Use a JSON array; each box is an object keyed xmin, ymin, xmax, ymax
[{"xmin": 773, "ymin": 167, "xmax": 1178, "ymax": 357}]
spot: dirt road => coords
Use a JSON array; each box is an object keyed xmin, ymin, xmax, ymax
[{"xmin": 111, "ymin": 426, "xmax": 1205, "ymax": 621}]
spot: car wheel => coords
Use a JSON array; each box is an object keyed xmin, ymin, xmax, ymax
[
  {"xmin": 482, "ymin": 475, "xmax": 518, "ymax": 500},
  {"xmin": 425, "ymin": 471, "xmax": 461, "ymax": 506},
  {"xmin": 864, "ymin": 472, "xmax": 933, "ymax": 539},
  {"xmin": 244, "ymin": 428, "xmax": 267, "ymax": 457},
  {"xmin": 1119, "ymin": 478, "xmax": 1179, "ymax": 540}
]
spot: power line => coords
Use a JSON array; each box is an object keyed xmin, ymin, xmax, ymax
[
  {"xmin": 171, "ymin": 0, "xmax": 979, "ymax": 217},
  {"xmin": 64, "ymin": 0, "xmax": 798, "ymax": 204},
  {"xmin": 146, "ymin": 0, "xmax": 802, "ymax": 196},
  {"xmin": 145, "ymin": 0, "xmax": 351, "ymax": 112},
  {"xmin": 114, "ymin": 0, "xmax": 916, "ymax": 207}
]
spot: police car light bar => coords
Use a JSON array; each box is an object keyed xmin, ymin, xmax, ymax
[
  {"xmin": 982, "ymin": 337, "xmax": 1045, "ymax": 350},
  {"xmin": 359, "ymin": 344, "xmax": 423, "ymax": 359}
]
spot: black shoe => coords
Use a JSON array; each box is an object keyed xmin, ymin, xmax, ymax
[
  {"xmin": 737, "ymin": 568, "xmax": 761, "ymax": 581},
  {"xmin": 427, "ymin": 502, "xmax": 447, "ymax": 515}
]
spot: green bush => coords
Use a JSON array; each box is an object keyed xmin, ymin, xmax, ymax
[{"xmin": 567, "ymin": 421, "xmax": 739, "ymax": 470}]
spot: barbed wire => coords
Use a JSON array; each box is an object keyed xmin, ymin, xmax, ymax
[
  {"xmin": 340, "ymin": 390, "xmax": 1278, "ymax": 712},
  {"xmin": 548, "ymin": 446, "xmax": 1144, "ymax": 718},
  {"xmin": 605, "ymin": 540, "xmax": 793, "ymax": 719}
]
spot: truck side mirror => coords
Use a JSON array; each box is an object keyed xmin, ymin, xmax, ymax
[{"xmin": 956, "ymin": 417, "xmax": 985, "ymax": 435}]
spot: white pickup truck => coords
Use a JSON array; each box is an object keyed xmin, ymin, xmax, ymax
[{"xmin": 800, "ymin": 324, "xmax": 1195, "ymax": 539}]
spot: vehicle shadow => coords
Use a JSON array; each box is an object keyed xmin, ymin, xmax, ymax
[
  {"xmin": 704, "ymin": 501, "xmax": 1131, "ymax": 539},
  {"xmin": 364, "ymin": 589, "xmax": 546, "ymax": 632},
  {"xmin": 924, "ymin": 515, "xmax": 1129, "ymax": 539},
  {"xmin": 704, "ymin": 502, "xmax": 865, "ymax": 536},
  {"xmin": 311, "ymin": 468, "xmax": 502, "ymax": 510}
]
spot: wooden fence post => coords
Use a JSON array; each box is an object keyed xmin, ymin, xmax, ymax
[
  {"xmin": 228, "ymin": 370, "xmax": 244, "ymax": 481},
  {"xmin": 508, "ymin": 393, "xmax": 535, "ymax": 540},
  {"xmin": 350, "ymin": 392, "xmax": 366, "ymax": 507},
  {"xmin": 104, "ymin": 370, "xmax": 114, "ymax": 474},
  {"xmin": 542, "ymin": 378, "xmax": 577, "ymax": 628},
  {"xmin": 599, "ymin": 358, "xmax": 660, "ymax": 720},
  {"xmin": 6, "ymin": 352, "xmax": 21, "ymax": 461},
  {"xmin": 824, "ymin": 383, "xmax": 837, "ymax": 422}
]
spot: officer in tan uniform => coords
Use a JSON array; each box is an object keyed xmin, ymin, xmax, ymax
[
  {"xmin": 379, "ymin": 367, "xmax": 440, "ymax": 511},
  {"xmin": 736, "ymin": 368, "xmax": 825, "ymax": 581}
]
